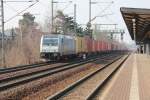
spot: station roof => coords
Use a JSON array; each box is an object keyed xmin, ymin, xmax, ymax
[{"xmin": 120, "ymin": 7, "xmax": 150, "ymax": 43}]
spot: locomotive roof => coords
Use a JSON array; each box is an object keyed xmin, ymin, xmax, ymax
[
  {"xmin": 42, "ymin": 34, "xmax": 74, "ymax": 39},
  {"xmin": 43, "ymin": 34, "xmax": 58, "ymax": 38}
]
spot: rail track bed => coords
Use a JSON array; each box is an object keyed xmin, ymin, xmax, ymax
[
  {"xmin": 0, "ymin": 53, "xmax": 125, "ymax": 100},
  {"xmin": 47, "ymin": 54, "xmax": 129, "ymax": 100},
  {"xmin": 0, "ymin": 54, "xmax": 113, "ymax": 79},
  {"xmin": 0, "ymin": 57, "xmax": 96, "ymax": 75}
]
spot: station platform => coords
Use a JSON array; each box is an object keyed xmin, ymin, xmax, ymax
[{"xmin": 98, "ymin": 53, "xmax": 150, "ymax": 100}]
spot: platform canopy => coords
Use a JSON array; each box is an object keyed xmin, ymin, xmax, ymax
[{"xmin": 120, "ymin": 7, "xmax": 150, "ymax": 44}]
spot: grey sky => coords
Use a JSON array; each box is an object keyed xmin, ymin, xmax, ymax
[{"xmin": 3, "ymin": 0, "xmax": 150, "ymax": 44}]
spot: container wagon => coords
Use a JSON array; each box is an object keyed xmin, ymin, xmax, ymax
[
  {"xmin": 40, "ymin": 33, "xmax": 127, "ymax": 61},
  {"xmin": 75, "ymin": 36, "xmax": 87, "ymax": 58}
]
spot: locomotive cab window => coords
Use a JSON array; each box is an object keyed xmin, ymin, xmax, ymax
[{"xmin": 43, "ymin": 38, "xmax": 58, "ymax": 46}]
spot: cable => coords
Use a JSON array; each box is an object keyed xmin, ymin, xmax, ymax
[
  {"xmin": 95, "ymin": 1, "xmax": 114, "ymax": 18},
  {"xmin": 87, "ymin": 1, "xmax": 114, "ymax": 24},
  {"xmin": 62, "ymin": 1, "xmax": 73, "ymax": 11},
  {"xmin": 4, "ymin": 1, "xmax": 39, "ymax": 23}
]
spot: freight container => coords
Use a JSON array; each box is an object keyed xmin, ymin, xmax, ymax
[
  {"xmin": 94, "ymin": 40, "xmax": 97, "ymax": 52},
  {"xmin": 108, "ymin": 43, "xmax": 111, "ymax": 51},
  {"xmin": 103, "ymin": 41, "xmax": 106, "ymax": 51},
  {"xmin": 92, "ymin": 40, "xmax": 96, "ymax": 52},
  {"xmin": 110, "ymin": 43, "xmax": 113, "ymax": 51},
  {"xmin": 99, "ymin": 41, "xmax": 102, "ymax": 52},
  {"xmin": 95, "ymin": 40, "xmax": 99, "ymax": 52},
  {"xmin": 75, "ymin": 36, "xmax": 81, "ymax": 53},
  {"xmin": 82, "ymin": 37, "xmax": 87, "ymax": 53},
  {"xmin": 97, "ymin": 40, "xmax": 100, "ymax": 52},
  {"xmin": 85, "ymin": 36, "xmax": 92, "ymax": 53},
  {"xmin": 112, "ymin": 44, "xmax": 116, "ymax": 50},
  {"xmin": 105, "ymin": 42, "xmax": 108, "ymax": 51},
  {"xmin": 101, "ymin": 41, "xmax": 104, "ymax": 51},
  {"xmin": 75, "ymin": 36, "xmax": 86, "ymax": 55}
]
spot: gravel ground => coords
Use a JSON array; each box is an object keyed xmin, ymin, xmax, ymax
[
  {"xmin": 22, "ymin": 59, "xmax": 110, "ymax": 100},
  {"xmin": 22, "ymin": 66, "xmax": 101, "ymax": 99},
  {"xmin": 0, "ymin": 58, "xmax": 110, "ymax": 100},
  {"xmin": 61, "ymin": 56, "xmax": 126, "ymax": 100}
]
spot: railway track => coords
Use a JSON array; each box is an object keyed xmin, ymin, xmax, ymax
[
  {"xmin": 0, "ymin": 53, "xmax": 113, "ymax": 75},
  {"xmin": 0, "ymin": 61, "xmax": 56, "ymax": 74},
  {"xmin": 0, "ymin": 53, "xmax": 115, "ymax": 81},
  {"xmin": 0, "ymin": 53, "xmax": 121, "ymax": 92},
  {"xmin": 46, "ymin": 54, "xmax": 129, "ymax": 100}
]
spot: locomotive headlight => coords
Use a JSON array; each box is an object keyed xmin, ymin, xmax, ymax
[{"xmin": 40, "ymin": 53, "xmax": 45, "ymax": 57}]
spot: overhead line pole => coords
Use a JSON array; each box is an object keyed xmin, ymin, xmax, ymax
[
  {"xmin": 5, "ymin": 1, "xmax": 38, "ymax": 23},
  {"xmin": 51, "ymin": 0, "xmax": 53, "ymax": 33},
  {"xmin": 74, "ymin": 4, "xmax": 76, "ymax": 35},
  {"xmin": 89, "ymin": 0, "xmax": 92, "ymax": 38},
  {"xmin": 1, "ymin": 0, "xmax": 5, "ymax": 67},
  {"xmin": 89, "ymin": 0, "xmax": 91, "ymax": 24}
]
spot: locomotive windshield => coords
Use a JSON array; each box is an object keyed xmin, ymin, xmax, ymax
[{"xmin": 43, "ymin": 38, "xmax": 58, "ymax": 46}]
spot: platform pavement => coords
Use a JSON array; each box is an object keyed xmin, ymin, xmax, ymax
[{"xmin": 97, "ymin": 53, "xmax": 150, "ymax": 100}]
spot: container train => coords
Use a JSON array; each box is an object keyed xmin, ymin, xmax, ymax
[{"xmin": 40, "ymin": 34, "xmax": 126, "ymax": 60}]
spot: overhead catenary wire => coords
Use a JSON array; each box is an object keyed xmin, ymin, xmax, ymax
[
  {"xmin": 89, "ymin": 13, "xmax": 113, "ymax": 23},
  {"xmin": 62, "ymin": 1, "xmax": 73, "ymax": 11},
  {"xmin": 4, "ymin": 0, "xmax": 39, "ymax": 23},
  {"xmin": 94, "ymin": 1, "xmax": 114, "ymax": 19},
  {"xmin": 5, "ymin": 3, "xmax": 40, "ymax": 16},
  {"xmin": 3, "ymin": 0, "xmax": 36, "ymax": 3}
]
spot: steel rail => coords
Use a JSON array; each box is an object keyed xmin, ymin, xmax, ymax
[
  {"xmin": 86, "ymin": 54, "xmax": 130, "ymax": 100},
  {"xmin": 0, "ymin": 53, "xmax": 119, "ymax": 91},
  {"xmin": 0, "ymin": 53, "xmax": 118, "ymax": 81},
  {"xmin": 0, "ymin": 61, "xmax": 55, "ymax": 74},
  {"xmin": 47, "ymin": 54, "xmax": 129, "ymax": 100},
  {"xmin": 0, "ymin": 53, "xmax": 112, "ymax": 74}
]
